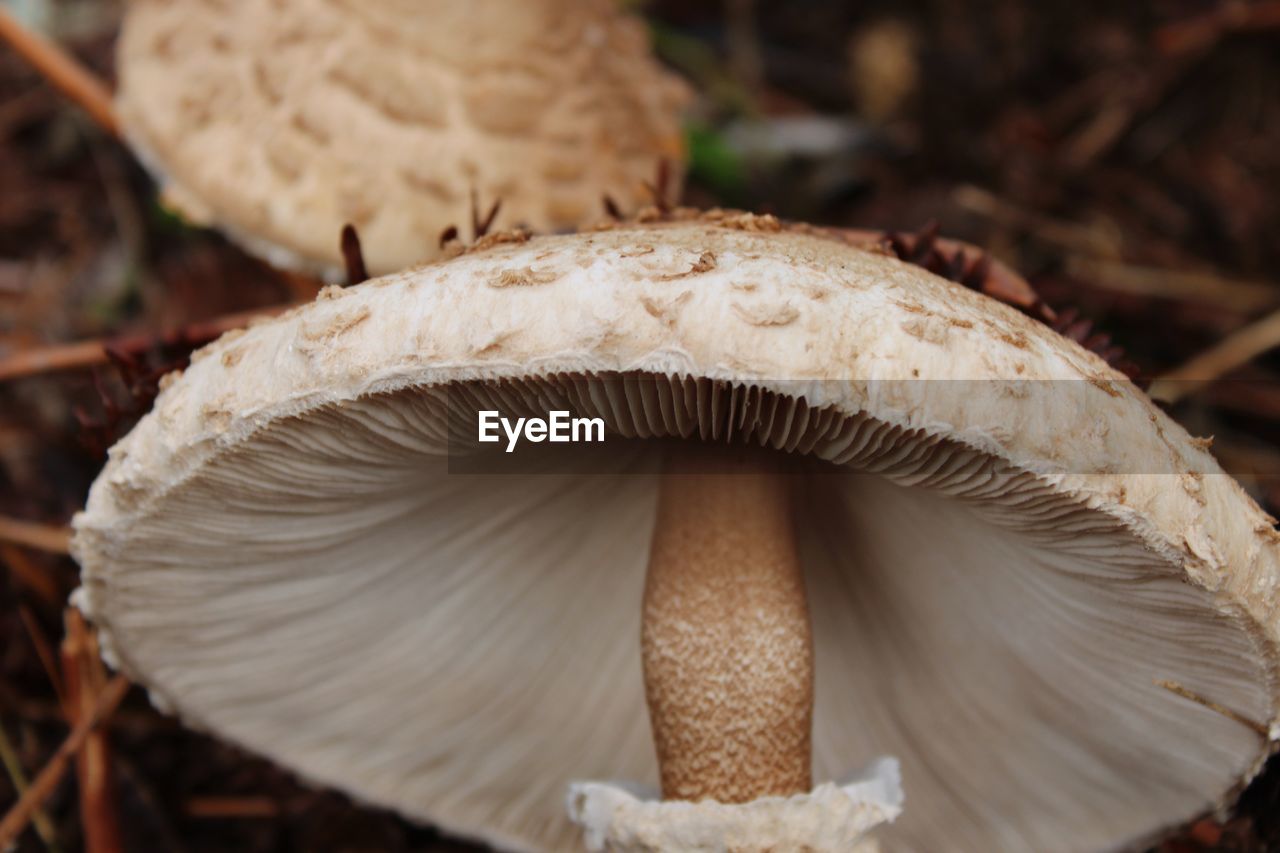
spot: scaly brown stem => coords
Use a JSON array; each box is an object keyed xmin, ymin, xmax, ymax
[{"xmin": 642, "ymin": 445, "xmax": 813, "ymax": 803}]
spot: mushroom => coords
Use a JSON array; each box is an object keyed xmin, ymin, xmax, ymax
[
  {"xmin": 114, "ymin": 0, "xmax": 689, "ymax": 279},
  {"xmin": 72, "ymin": 212, "xmax": 1280, "ymax": 851}
]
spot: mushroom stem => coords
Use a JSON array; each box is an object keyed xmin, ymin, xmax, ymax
[{"xmin": 642, "ymin": 445, "xmax": 813, "ymax": 803}]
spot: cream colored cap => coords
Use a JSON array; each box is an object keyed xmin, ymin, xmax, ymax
[
  {"xmin": 73, "ymin": 214, "xmax": 1280, "ymax": 851},
  {"xmin": 115, "ymin": 0, "xmax": 689, "ymax": 279}
]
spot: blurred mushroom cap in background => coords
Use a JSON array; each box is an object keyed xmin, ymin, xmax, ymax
[{"xmin": 114, "ymin": 0, "xmax": 690, "ymax": 279}]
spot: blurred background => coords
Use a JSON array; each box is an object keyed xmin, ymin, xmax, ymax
[{"xmin": 1, "ymin": 0, "xmax": 1278, "ymax": 849}]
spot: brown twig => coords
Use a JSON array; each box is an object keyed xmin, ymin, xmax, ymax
[
  {"xmin": 0, "ymin": 305, "xmax": 293, "ymax": 382},
  {"xmin": 0, "ymin": 338, "xmax": 105, "ymax": 382},
  {"xmin": 1197, "ymin": 367, "xmax": 1280, "ymax": 424},
  {"xmin": 340, "ymin": 224, "xmax": 368, "ymax": 286},
  {"xmin": 0, "ymin": 674, "xmax": 129, "ymax": 848},
  {"xmin": 1149, "ymin": 307, "xmax": 1280, "ymax": 403},
  {"xmin": 0, "ymin": 516, "xmax": 71, "ymax": 555},
  {"xmin": 470, "ymin": 190, "xmax": 501, "ymax": 240},
  {"xmin": 602, "ymin": 194, "xmax": 623, "ymax": 220},
  {"xmin": 20, "ymin": 605, "xmax": 66, "ymax": 710},
  {"xmin": 1065, "ymin": 257, "xmax": 1280, "ymax": 315},
  {"xmin": 184, "ymin": 796, "xmax": 280, "ymax": 819},
  {"xmin": 1055, "ymin": 47, "xmax": 1203, "ymax": 171},
  {"xmin": 2, "ymin": 544, "xmax": 61, "ymax": 607},
  {"xmin": 0, "ymin": 7, "xmax": 118, "ymax": 136},
  {"xmin": 61, "ymin": 610, "xmax": 122, "ymax": 853},
  {"xmin": 0, "ymin": 720, "xmax": 61, "ymax": 853},
  {"xmin": 643, "ymin": 159, "xmax": 675, "ymax": 213},
  {"xmin": 1155, "ymin": 1, "xmax": 1280, "ymax": 57},
  {"xmin": 951, "ymin": 185, "xmax": 1124, "ymax": 258}
]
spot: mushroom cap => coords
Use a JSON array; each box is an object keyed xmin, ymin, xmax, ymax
[
  {"xmin": 73, "ymin": 214, "xmax": 1280, "ymax": 852},
  {"xmin": 115, "ymin": 0, "xmax": 689, "ymax": 279}
]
